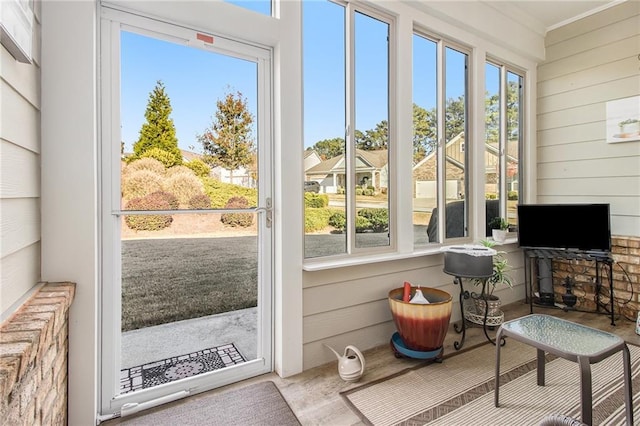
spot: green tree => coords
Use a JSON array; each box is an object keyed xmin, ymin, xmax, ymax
[
  {"xmin": 445, "ymin": 95, "xmax": 466, "ymax": 141},
  {"xmin": 412, "ymin": 103, "xmax": 437, "ymax": 163},
  {"xmin": 131, "ymin": 80, "xmax": 183, "ymax": 166},
  {"xmin": 357, "ymin": 120, "xmax": 388, "ymax": 150},
  {"xmin": 198, "ymin": 91, "xmax": 255, "ymax": 181},
  {"xmin": 308, "ymin": 138, "xmax": 344, "ymax": 160},
  {"xmin": 485, "ymin": 80, "xmax": 521, "ymax": 144}
]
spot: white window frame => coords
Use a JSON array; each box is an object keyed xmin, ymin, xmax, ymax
[{"xmin": 487, "ymin": 58, "xmax": 525, "ymax": 228}]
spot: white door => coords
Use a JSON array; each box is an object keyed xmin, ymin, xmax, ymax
[{"xmin": 99, "ymin": 7, "xmax": 273, "ymax": 419}]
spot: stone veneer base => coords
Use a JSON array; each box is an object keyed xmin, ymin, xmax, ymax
[{"xmin": 0, "ymin": 282, "xmax": 75, "ymax": 426}]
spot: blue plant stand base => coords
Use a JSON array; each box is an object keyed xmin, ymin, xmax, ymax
[{"xmin": 390, "ymin": 332, "xmax": 443, "ymax": 361}]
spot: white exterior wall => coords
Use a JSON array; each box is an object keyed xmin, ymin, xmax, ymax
[
  {"xmin": 0, "ymin": 1, "xmax": 41, "ymax": 317},
  {"xmin": 537, "ymin": 1, "xmax": 640, "ymax": 237}
]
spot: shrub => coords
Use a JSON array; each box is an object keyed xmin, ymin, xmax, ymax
[
  {"xmin": 328, "ymin": 210, "xmax": 346, "ymax": 232},
  {"xmin": 358, "ymin": 208, "xmax": 388, "ymax": 232},
  {"xmin": 304, "ymin": 208, "xmax": 334, "ymax": 232},
  {"xmin": 122, "ymin": 169, "xmax": 163, "ymax": 201},
  {"xmin": 163, "ymin": 172, "xmax": 204, "ymax": 206},
  {"xmin": 485, "ymin": 193, "xmax": 498, "ymax": 200},
  {"xmin": 124, "ymin": 193, "xmax": 173, "ymax": 231},
  {"xmin": 149, "ymin": 190, "xmax": 179, "ymax": 210},
  {"xmin": 304, "ymin": 192, "xmax": 329, "ymax": 208},
  {"xmin": 140, "ymin": 147, "xmax": 182, "ymax": 168},
  {"xmin": 185, "ymin": 159, "xmax": 211, "ymax": 178},
  {"xmin": 124, "ymin": 157, "xmax": 165, "ymax": 176},
  {"xmin": 355, "ymin": 215, "xmax": 372, "ymax": 233},
  {"xmin": 221, "ymin": 196, "xmax": 254, "ymax": 227},
  {"xmin": 507, "ymin": 191, "xmax": 519, "ymax": 201},
  {"xmin": 202, "ymin": 177, "xmax": 257, "ymax": 208},
  {"xmin": 189, "ymin": 194, "xmax": 212, "ymax": 209},
  {"xmin": 166, "ymin": 165, "xmax": 196, "ymax": 177}
]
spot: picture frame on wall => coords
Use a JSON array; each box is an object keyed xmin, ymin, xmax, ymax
[{"xmin": 606, "ymin": 95, "xmax": 640, "ymax": 144}]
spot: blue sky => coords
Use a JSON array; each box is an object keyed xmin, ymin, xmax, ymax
[{"xmin": 120, "ymin": 1, "xmax": 478, "ymax": 153}]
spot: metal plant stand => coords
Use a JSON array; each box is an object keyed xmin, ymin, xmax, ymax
[{"xmin": 442, "ymin": 247, "xmax": 506, "ymax": 350}]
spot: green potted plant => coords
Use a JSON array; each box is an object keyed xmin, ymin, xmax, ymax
[
  {"xmin": 618, "ymin": 118, "xmax": 640, "ymax": 137},
  {"xmin": 489, "ymin": 216, "xmax": 509, "ymax": 243},
  {"xmin": 472, "ymin": 239, "xmax": 513, "ymax": 318}
]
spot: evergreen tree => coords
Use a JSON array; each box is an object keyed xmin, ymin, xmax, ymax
[
  {"xmin": 198, "ymin": 91, "xmax": 255, "ymax": 181},
  {"xmin": 309, "ymin": 138, "xmax": 344, "ymax": 160},
  {"xmin": 132, "ymin": 80, "xmax": 182, "ymax": 166}
]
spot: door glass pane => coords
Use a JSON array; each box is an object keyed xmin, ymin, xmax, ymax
[
  {"xmin": 303, "ymin": 0, "xmax": 346, "ymax": 258},
  {"xmin": 119, "ymin": 30, "xmax": 261, "ymax": 396},
  {"xmin": 444, "ymin": 47, "xmax": 467, "ymax": 239},
  {"xmin": 224, "ymin": 0, "xmax": 271, "ymax": 16},
  {"xmin": 413, "ymin": 34, "xmax": 438, "ymax": 245},
  {"xmin": 485, "ymin": 62, "xmax": 500, "ymax": 237},
  {"xmin": 354, "ymin": 11, "xmax": 390, "ymax": 249}
]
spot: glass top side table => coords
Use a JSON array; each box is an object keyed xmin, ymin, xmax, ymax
[{"xmin": 494, "ymin": 314, "xmax": 633, "ymax": 426}]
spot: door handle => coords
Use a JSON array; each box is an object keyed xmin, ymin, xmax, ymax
[{"xmin": 255, "ymin": 197, "xmax": 272, "ymax": 228}]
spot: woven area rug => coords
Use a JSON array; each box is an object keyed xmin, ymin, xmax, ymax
[
  {"xmin": 120, "ymin": 343, "xmax": 246, "ymax": 394},
  {"xmin": 118, "ymin": 380, "xmax": 300, "ymax": 425},
  {"xmin": 342, "ymin": 340, "xmax": 640, "ymax": 426}
]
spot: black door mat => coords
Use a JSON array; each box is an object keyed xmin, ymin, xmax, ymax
[{"xmin": 120, "ymin": 343, "xmax": 246, "ymax": 394}]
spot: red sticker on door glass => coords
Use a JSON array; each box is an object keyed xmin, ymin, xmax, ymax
[{"xmin": 196, "ymin": 33, "xmax": 214, "ymax": 44}]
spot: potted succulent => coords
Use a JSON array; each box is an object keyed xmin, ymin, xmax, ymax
[
  {"xmin": 618, "ymin": 118, "xmax": 640, "ymax": 137},
  {"xmin": 472, "ymin": 239, "xmax": 513, "ymax": 317},
  {"xmin": 489, "ymin": 217, "xmax": 509, "ymax": 243}
]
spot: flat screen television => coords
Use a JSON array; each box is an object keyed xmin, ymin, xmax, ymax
[{"xmin": 517, "ymin": 203, "xmax": 611, "ymax": 253}]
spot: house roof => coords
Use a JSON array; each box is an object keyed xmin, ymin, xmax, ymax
[{"xmin": 306, "ymin": 149, "xmax": 388, "ymax": 175}]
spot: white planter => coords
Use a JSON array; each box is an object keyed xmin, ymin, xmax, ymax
[
  {"xmin": 492, "ymin": 229, "xmax": 507, "ymax": 243},
  {"xmin": 620, "ymin": 121, "xmax": 640, "ymax": 137}
]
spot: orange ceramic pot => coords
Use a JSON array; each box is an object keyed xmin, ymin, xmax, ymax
[{"xmin": 388, "ymin": 287, "xmax": 452, "ymax": 351}]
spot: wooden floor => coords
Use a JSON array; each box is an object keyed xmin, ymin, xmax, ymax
[{"xmin": 105, "ymin": 300, "xmax": 640, "ymax": 426}]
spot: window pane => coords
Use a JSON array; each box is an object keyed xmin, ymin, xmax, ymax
[
  {"xmin": 354, "ymin": 11, "xmax": 390, "ymax": 249},
  {"xmin": 120, "ymin": 31, "xmax": 258, "ymax": 213},
  {"xmin": 485, "ymin": 62, "xmax": 500, "ymax": 236},
  {"xmin": 412, "ymin": 34, "xmax": 438, "ymax": 245},
  {"xmin": 444, "ymin": 47, "xmax": 467, "ymax": 239},
  {"xmin": 224, "ymin": 0, "xmax": 271, "ymax": 16},
  {"xmin": 506, "ymin": 71, "xmax": 521, "ymax": 230},
  {"xmin": 303, "ymin": 0, "xmax": 346, "ymax": 258}
]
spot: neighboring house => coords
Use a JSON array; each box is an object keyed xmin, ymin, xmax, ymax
[
  {"xmin": 305, "ymin": 149, "xmax": 388, "ymax": 194},
  {"xmin": 180, "ymin": 150, "xmax": 256, "ymax": 187},
  {"xmin": 303, "ymin": 149, "xmax": 322, "ymax": 173},
  {"xmin": 211, "ymin": 165, "xmax": 256, "ymax": 188},
  {"xmin": 180, "ymin": 149, "xmax": 204, "ymax": 163},
  {"xmin": 412, "ymin": 133, "xmax": 520, "ymax": 199},
  {"xmin": 412, "ymin": 133, "xmax": 466, "ymax": 199}
]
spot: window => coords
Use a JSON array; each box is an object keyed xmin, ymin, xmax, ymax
[
  {"xmin": 224, "ymin": 0, "xmax": 271, "ymax": 16},
  {"xmin": 485, "ymin": 61, "xmax": 523, "ymax": 234},
  {"xmin": 413, "ymin": 33, "xmax": 470, "ymax": 246},
  {"xmin": 303, "ymin": 1, "xmax": 392, "ymax": 258}
]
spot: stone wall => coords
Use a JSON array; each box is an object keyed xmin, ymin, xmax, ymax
[
  {"xmin": 551, "ymin": 236, "xmax": 640, "ymax": 321},
  {"xmin": 0, "ymin": 282, "xmax": 75, "ymax": 425}
]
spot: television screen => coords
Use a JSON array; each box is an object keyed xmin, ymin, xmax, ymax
[{"xmin": 517, "ymin": 203, "xmax": 611, "ymax": 252}]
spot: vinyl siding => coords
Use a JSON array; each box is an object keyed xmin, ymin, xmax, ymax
[
  {"xmin": 0, "ymin": 2, "xmax": 41, "ymax": 316},
  {"xmin": 537, "ymin": 0, "xmax": 640, "ymax": 237}
]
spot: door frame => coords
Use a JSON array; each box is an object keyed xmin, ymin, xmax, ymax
[{"xmin": 98, "ymin": 6, "xmax": 274, "ymax": 418}]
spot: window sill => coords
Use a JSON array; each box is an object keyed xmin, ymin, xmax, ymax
[
  {"xmin": 302, "ymin": 248, "xmax": 439, "ymax": 271},
  {"xmin": 302, "ymin": 239, "xmax": 519, "ymax": 272}
]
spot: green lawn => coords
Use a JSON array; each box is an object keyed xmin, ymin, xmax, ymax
[{"xmin": 121, "ymin": 237, "xmax": 257, "ymax": 331}]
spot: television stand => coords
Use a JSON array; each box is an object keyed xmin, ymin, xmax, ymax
[{"xmin": 523, "ymin": 248, "xmax": 616, "ymax": 325}]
